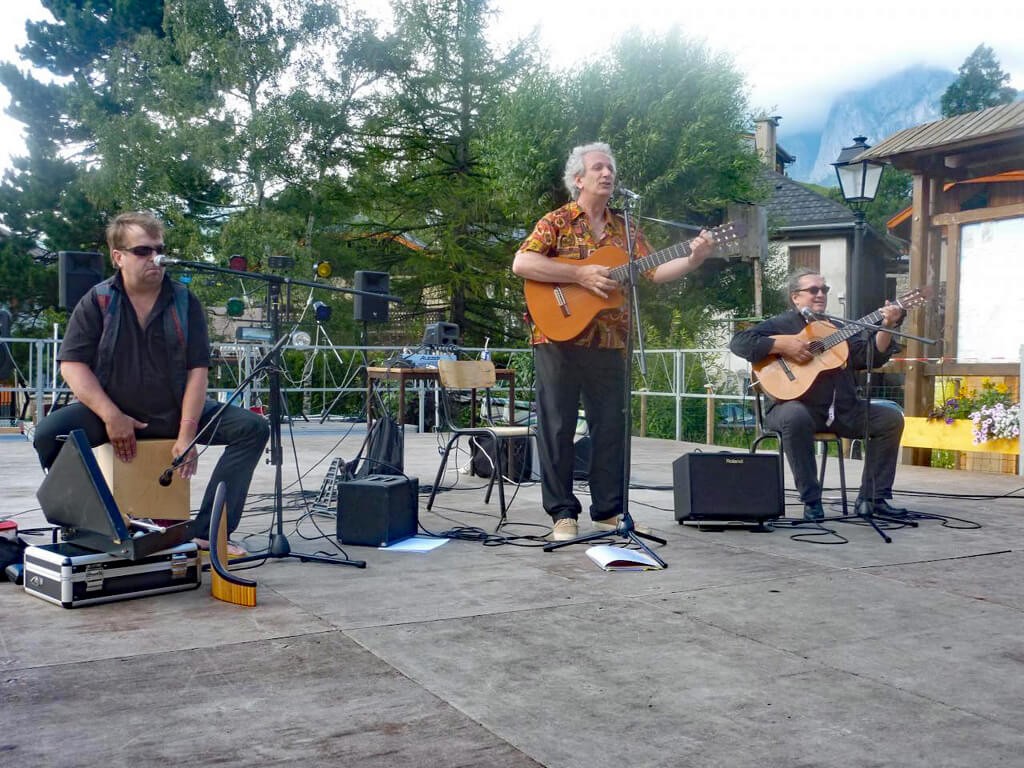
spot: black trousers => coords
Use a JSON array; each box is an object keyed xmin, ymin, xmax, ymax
[
  {"xmin": 764, "ymin": 398, "xmax": 904, "ymax": 505},
  {"xmin": 534, "ymin": 343, "xmax": 627, "ymax": 522},
  {"xmin": 34, "ymin": 399, "xmax": 269, "ymax": 537}
]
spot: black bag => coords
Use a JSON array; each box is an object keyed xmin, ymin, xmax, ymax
[
  {"xmin": 350, "ymin": 415, "xmax": 404, "ymax": 477},
  {"xmin": 470, "ymin": 434, "xmax": 532, "ymax": 483}
]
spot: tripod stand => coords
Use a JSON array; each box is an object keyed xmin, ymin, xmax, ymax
[
  {"xmin": 543, "ymin": 191, "xmax": 668, "ymax": 566},
  {"xmin": 159, "ymin": 260, "xmax": 400, "ymax": 568}
]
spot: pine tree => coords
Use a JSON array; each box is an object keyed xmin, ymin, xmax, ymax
[{"xmin": 941, "ymin": 44, "xmax": 1019, "ymax": 117}]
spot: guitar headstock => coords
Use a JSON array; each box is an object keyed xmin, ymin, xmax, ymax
[
  {"xmin": 894, "ymin": 285, "xmax": 933, "ymax": 311},
  {"xmin": 708, "ymin": 221, "xmax": 749, "ymax": 260},
  {"xmin": 709, "ymin": 221, "xmax": 747, "ymax": 253}
]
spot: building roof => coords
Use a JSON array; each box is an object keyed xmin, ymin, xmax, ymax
[
  {"xmin": 855, "ymin": 101, "xmax": 1024, "ymax": 177},
  {"xmin": 762, "ymin": 170, "xmax": 855, "ymax": 231}
]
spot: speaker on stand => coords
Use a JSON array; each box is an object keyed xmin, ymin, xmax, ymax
[
  {"xmin": 58, "ymin": 251, "xmax": 105, "ymax": 310},
  {"xmin": 353, "ymin": 270, "xmax": 390, "ymax": 323}
]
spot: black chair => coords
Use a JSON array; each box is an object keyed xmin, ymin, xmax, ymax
[
  {"xmin": 425, "ymin": 360, "xmax": 535, "ymax": 525},
  {"xmin": 748, "ymin": 372, "xmax": 849, "ymax": 517}
]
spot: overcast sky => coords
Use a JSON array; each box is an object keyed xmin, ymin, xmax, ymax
[{"xmin": 1, "ymin": 0, "xmax": 1022, "ymax": 174}]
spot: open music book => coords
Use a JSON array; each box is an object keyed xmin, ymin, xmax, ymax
[{"xmin": 585, "ymin": 544, "xmax": 664, "ymax": 571}]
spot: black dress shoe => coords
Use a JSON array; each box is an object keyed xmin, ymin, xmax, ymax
[
  {"xmin": 872, "ymin": 499, "xmax": 909, "ymax": 516},
  {"xmin": 803, "ymin": 501, "xmax": 825, "ymax": 521}
]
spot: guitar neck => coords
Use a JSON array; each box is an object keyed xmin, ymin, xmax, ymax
[
  {"xmin": 608, "ymin": 241, "xmax": 692, "ymax": 283},
  {"xmin": 815, "ymin": 308, "xmax": 886, "ymax": 351}
]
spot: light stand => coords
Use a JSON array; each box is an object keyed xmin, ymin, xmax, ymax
[
  {"xmin": 810, "ymin": 308, "xmax": 935, "ymax": 542},
  {"xmin": 544, "ymin": 190, "xmax": 669, "ymax": 565},
  {"xmin": 161, "ymin": 259, "xmax": 400, "ymax": 568}
]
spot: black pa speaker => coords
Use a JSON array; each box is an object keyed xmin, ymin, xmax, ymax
[
  {"xmin": 58, "ymin": 251, "xmax": 105, "ymax": 310},
  {"xmin": 672, "ymin": 452, "xmax": 783, "ymax": 525},
  {"xmin": 337, "ymin": 474, "xmax": 418, "ymax": 546},
  {"xmin": 353, "ymin": 270, "xmax": 389, "ymax": 323},
  {"xmin": 573, "ymin": 435, "xmax": 591, "ymax": 481},
  {"xmin": 470, "ymin": 434, "xmax": 533, "ymax": 483}
]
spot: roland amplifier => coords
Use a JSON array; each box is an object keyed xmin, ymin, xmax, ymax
[{"xmin": 672, "ymin": 452, "xmax": 783, "ymax": 525}]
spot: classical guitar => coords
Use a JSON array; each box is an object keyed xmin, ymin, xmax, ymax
[
  {"xmin": 752, "ymin": 287, "xmax": 930, "ymax": 401},
  {"xmin": 523, "ymin": 221, "xmax": 746, "ymax": 341}
]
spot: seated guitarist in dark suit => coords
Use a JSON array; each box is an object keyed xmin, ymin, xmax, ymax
[
  {"xmin": 512, "ymin": 141, "xmax": 714, "ymax": 541},
  {"xmin": 730, "ymin": 268, "xmax": 906, "ymax": 521}
]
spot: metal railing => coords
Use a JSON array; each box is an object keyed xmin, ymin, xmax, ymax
[{"xmin": 1, "ymin": 337, "xmax": 768, "ymax": 441}]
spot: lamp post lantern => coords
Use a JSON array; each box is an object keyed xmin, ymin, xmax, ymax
[{"xmin": 832, "ymin": 136, "xmax": 884, "ymax": 319}]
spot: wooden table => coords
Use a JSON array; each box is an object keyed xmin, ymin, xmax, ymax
[{"xmin": 365, "ymin": 366, "xmax": 516, "ymax": 431}]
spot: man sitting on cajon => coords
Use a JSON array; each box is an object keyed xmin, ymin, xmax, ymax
[{"xmin": 33, "ymin": 211, "xmax": 269, "ymax": 556}]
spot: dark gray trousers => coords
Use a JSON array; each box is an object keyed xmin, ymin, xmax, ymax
[
  {"xmin": 534, "ymin": 343, "xmax": 627, "ymax": 522},
  {"xmin": 764, "ymin": 399, "xmax": 904, "ymax": 504}
]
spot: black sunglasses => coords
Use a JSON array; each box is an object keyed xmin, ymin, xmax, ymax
[
  {"xmin": 795, "ymin": 285, "xmax": 830, "ymax": 296},
  {"xmin": 119, "ymin": 244, "xmax": 166, "ymax": 257}
]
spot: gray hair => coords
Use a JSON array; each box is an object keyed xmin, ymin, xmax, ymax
[
  {"xmin": 784, "ymin": 267, "xmax": 823, "ymax": 300},
  {"xmin": 563, "ymin": 142, "xmax": 616, "ymax": 200}
]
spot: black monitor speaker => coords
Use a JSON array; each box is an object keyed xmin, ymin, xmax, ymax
[
  {"xmin": 58, "ymin": 251, "xmax": 105, "ymax": 310},
  {"xmin": 353, "ymin": 270, "xmax": 389, "ymax": 323},
  {"xmin": 422, "ymin": 322, "xmax": 459, "ymax": 347}
]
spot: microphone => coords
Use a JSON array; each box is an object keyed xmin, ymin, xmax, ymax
[
  {"xmin": 159, "ymin": 467, "xmax": 174, "ymax": 487},
  {"xmin": 799, "ymin": 306, "xmax": 820, "ymax": 322},
  {"xmin": 616, "ymin": 185, "xmax": 641, "ymax": 199},
  {"xmin": 152, "ymin": 254, "xmax": 185, "ymax": 267}
]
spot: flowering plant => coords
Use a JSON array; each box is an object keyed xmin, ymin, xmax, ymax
[
  {"xmin": 970, "ymin": 402, "xmax": 1021, "ymax": 444},
  {"xmin": 929, "ymin": 379, "xmax": 1015, "ymax": 424}
]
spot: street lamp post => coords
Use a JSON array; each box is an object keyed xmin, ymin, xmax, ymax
[{"xmin": 832, "ymin": 136, "xmax": 884, "ymax": 319}]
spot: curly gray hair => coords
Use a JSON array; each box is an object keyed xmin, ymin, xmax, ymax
[{"xmin": 563, "ymin": 142, "xmax": 616, "ymax": 200}]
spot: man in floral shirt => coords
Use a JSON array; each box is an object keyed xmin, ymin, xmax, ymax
[{"xmin": 513, "ymin": 142, "xmax": 714, "ymax": 541}]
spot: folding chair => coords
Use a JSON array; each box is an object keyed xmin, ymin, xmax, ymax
[
  {"xmin": 749, "ymin": 372, "xmax": 849, "ymax": 517},
  {"xmin": 425, "ymin": 359, "xmax": 535, "ymax": 524}
]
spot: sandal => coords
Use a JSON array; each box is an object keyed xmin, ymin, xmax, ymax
[{"xmin": 192, "ymin": 538, "xmax": 248, "ymax": 558}]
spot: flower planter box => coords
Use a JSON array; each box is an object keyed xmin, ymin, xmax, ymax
[{"xmin": 901, "ymin": 416, "xmax": 1019, "ymax": 455}]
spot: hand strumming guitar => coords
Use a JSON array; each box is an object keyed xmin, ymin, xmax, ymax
[
  {"xmin": 577, "ymin": 263, "xmax": 619, "ymax": 299},
  {"xmin": 770, "ymin": 334, "xmax": 814, "ymax": 364}
]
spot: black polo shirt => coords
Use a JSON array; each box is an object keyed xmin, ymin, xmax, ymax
[{"xmin": 59, "ymin": 273, "xmax": 211, "ymax": 436}]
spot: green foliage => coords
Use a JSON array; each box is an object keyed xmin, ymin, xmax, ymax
[
  {"xmin": 1, "ymin": 1, "xmax": 764, "ymax": 357},
  {"xmin": 941, "ymin": 44, "xmax": 1019, "ymax": 117}
]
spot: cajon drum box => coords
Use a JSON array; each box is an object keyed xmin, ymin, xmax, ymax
[{"xmin": 93, "ymin": 440, "xmax": 190, "ymax": 521}]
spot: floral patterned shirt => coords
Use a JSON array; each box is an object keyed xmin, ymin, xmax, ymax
[{"xmin": 519, "ymin": 201, "xmax": 652, "ymax": 348}]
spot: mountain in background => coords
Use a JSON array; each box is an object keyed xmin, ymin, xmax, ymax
[{"xmin": 779, "ymin": 65, "xmax": 956, "ymax": 185}]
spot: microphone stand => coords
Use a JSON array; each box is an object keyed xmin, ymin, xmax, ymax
[
  {"xmin": 160, "ymin": 259, "xmax": 399, "ymax": 568},
  {"xmin": 811, "ymin": 309, "xmax": 934, "ymax": 542},
  {"xmin": 544, "ymin": 191, "xmax": 669, "ymax": 566}
]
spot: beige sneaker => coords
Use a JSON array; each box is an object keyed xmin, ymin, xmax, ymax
[
  {"xmin": 592, "ymin": 516, "xmax": 654, "ymax": 535},
  {"xmin": 550, "ymin": 518, "xmax": 579, "ymax": 541}
]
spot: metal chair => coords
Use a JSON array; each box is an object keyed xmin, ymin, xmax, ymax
[
  {"xmin": 748, "ymin": 372, "xmax": 849, "ymax": 517},
  {"xmin": 425, "ymin": 359, "xmax": 535, "ymax": 524}
]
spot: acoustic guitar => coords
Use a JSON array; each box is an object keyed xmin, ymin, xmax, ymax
[
  {"xmin": 523, "ymin": 222, "xmax": 745, "ymax": 341},
  {"xmin": 752, "ymin": 287, "xmax": 930, "ymax": 401}
]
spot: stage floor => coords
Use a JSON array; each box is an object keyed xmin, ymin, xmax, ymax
[{"xmin": 2, "ymin": 425, "xmax": 1023, "ymax": 767}]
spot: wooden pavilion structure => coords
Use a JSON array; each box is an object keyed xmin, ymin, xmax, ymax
[{"xmin": 856, "ymin": 102, "xmax": 1024, "ymax": 466}]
